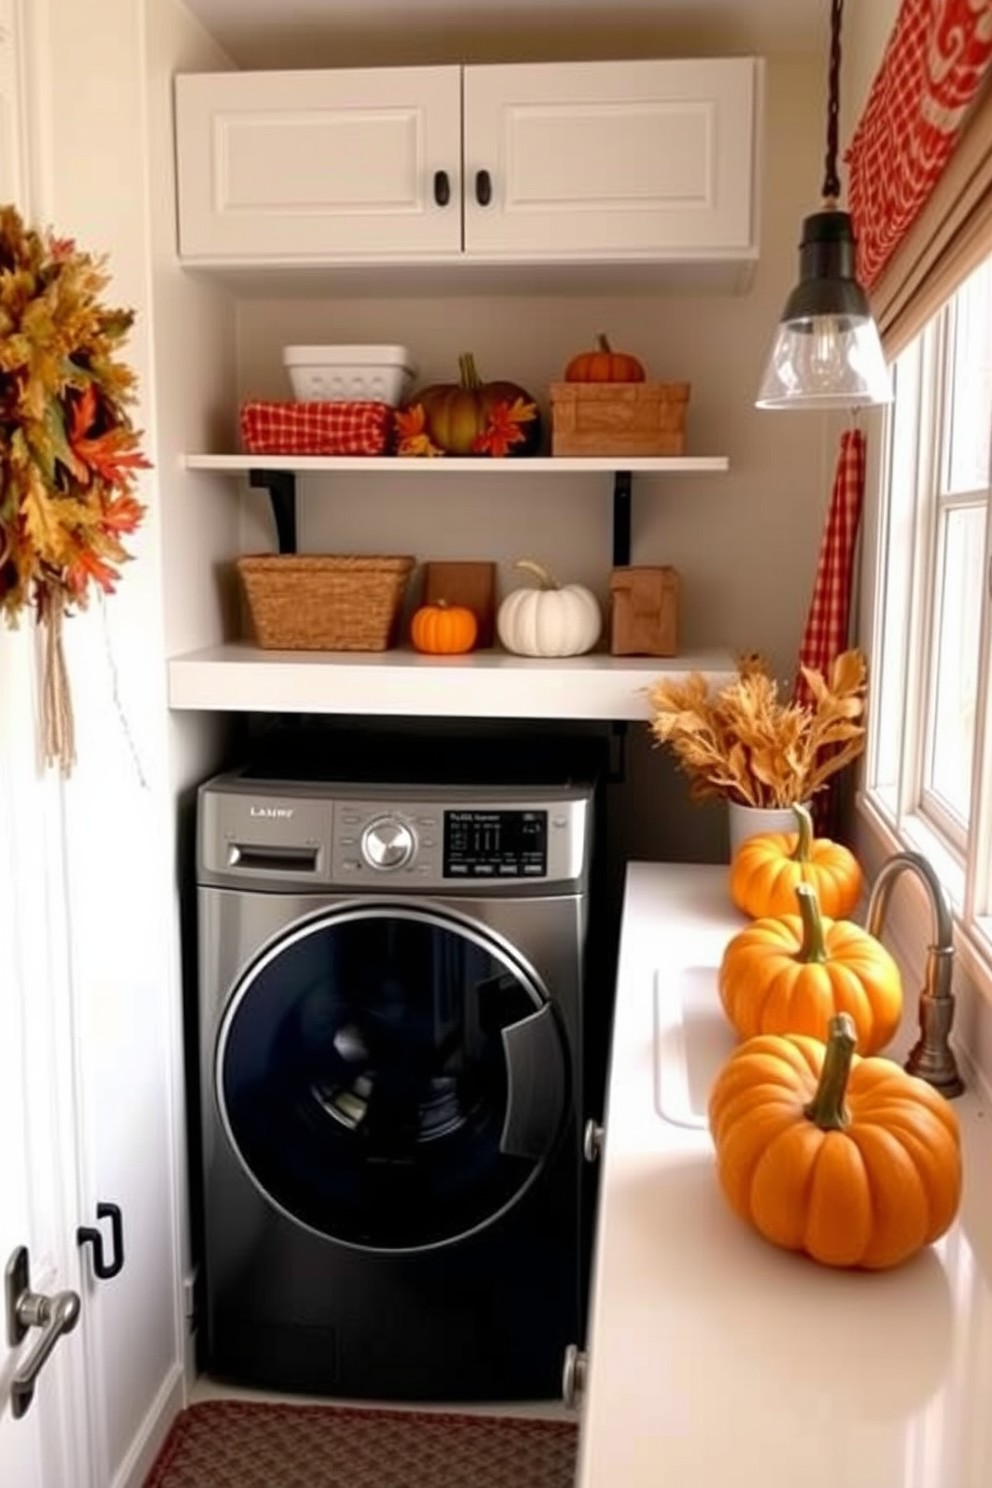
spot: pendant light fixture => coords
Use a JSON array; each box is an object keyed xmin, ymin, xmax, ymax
[{"xmin": 756, "ymin": 0, "xmax": 891, "ymax": 410}]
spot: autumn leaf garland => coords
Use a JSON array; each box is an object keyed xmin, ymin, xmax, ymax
[{"xmin": 0, "ymin": 204, "xmax": 151, "ymax": 772}]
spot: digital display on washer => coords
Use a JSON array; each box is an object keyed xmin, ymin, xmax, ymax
[{"xmin": 444, "ymin": 809, "xmax": 548, "ymax": 878}]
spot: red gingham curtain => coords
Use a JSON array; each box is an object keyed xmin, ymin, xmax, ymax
[
  {"xmin": 846, "ymin": 0, "xmax": 992, "ymax": 291},
  {"xmin": 795, "ymin": 428, "xmax": 867, "ymax": 835}
]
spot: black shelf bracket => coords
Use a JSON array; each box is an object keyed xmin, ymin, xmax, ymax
[
  {"xmin": 249, "ymin": 468, "xmax": 298, "ymax": 554},
  {"xmin": 612, "ymin": 470, "xmax": 632, "ymax": 567}
]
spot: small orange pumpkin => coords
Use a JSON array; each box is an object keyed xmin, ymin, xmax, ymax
[
  {"xmin": 708, "ymin": 1012, "xmax": 962, "ymax": 1270},
  {"xmin": 718, "ymin": 882, "xmax": 902, "ymax": 1056},
  {"xmin": 410, "ymin": 600, "xmax": 478, "ymax": 655},
  {"xmin": 564, "ymin": 333, "xmax": 645, "ymax": 383},
  {"xmin": 730, "ymin": 803, "xmax": 864, "ymax": 920}
]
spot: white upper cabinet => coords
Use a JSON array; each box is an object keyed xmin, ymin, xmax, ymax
[
  {"xmin": 175, "ymin": 66, "xmax": 463, "ymax": 259},
  {"xmin": 174, "ymin": 58, "xmax": 761, "ymax": 273},
  {"xmin": 463, "ymin": 59, "xmax": 758, "ymax": 260}
]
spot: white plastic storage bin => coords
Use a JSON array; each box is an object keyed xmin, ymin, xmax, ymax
[{"xmin": 283, "ymin": 345, "xmax": 416, "ymax": 405}]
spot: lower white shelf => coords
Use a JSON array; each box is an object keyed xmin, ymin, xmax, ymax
[{"xmin": 167, "ymin": 644, "xmax": 736, "ymax": 720}]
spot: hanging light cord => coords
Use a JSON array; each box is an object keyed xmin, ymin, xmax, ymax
[{"xmin": 822, "ymin": 0, "xmax": 843, "ymax": 207}]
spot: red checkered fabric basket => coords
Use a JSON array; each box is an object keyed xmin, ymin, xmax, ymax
[{"xmin": 240, "ymin": 400, "xmax": 393, "ymax": 456}]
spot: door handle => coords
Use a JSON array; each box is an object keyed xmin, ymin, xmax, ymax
[
  {"xmin": 77, "ymin": 1201, "xmax": 125, "ymax": 1280},
  {"xmin": 4, "ymin": 1246, "xmax": 81, "ymax": 1420},
  {"xmin": 475, "ymin": 169, "xmax": 493, "ymax": 206},
  {"xmin": 499, "ymin": 1003, "xmax": 566, "ymax": 1160}
]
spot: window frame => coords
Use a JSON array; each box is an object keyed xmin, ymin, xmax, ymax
[{"xmin": 861, "ymin": 251, "xmax": 992, "ymax": 976}]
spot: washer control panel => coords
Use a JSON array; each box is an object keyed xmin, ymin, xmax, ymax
[
  {"xmin": 329, "ymin": 795, "xmax": 584, "ymax": 888},
  {"xmin": 198, "ymin": 775, "xmax": 591, "ymax": 891}
]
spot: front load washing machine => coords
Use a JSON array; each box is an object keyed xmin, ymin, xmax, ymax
[{"xmin": 194, "ymin": 761, "xmax": 595, "ymax": 1401}]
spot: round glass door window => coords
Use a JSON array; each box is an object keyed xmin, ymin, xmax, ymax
[{"xmin": 216, "ymin": 904, "xmax": 570, "ymax": 1251}]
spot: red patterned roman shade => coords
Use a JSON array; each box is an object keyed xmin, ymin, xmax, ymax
[{"xmin": 846, "ymin": 0, "xmax": 992, "ymax": 294}]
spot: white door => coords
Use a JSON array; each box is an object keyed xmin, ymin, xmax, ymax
[
  {"xmin": 174, "ymin": 64, "xmax": 463, "ymax": 261},
  {"xmin": 0, "ymin": 628, "xmax": 92, "ymax": 1488},
  {"xmin": 463, "ymin": 58, "xmax": 760, "ymax": 259},
  {"xmin": 0, "ymin": 4, "xmax": 89, "ymax": 1479}
]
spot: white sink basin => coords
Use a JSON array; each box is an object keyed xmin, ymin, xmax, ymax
[{"xmin": 654, "ymin": 964, "xmax": 737, "ymax": 1129}]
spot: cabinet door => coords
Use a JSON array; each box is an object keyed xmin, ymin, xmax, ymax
[
  {"xmin": 175, "ymin": 66, "xmax": 462, "ymax": 261},
  {"xmin": 463, "ymin": 59, "xmax": 760, "ymax": 261}
]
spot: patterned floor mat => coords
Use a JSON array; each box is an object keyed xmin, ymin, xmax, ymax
[{"xmin": 143, "ymin": 1400, "xmax": 579, "ymax": 1488}]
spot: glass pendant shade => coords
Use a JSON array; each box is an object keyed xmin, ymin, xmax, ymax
[{"xmin": 756, "ymin": 209, "xmax": 892, "ymax": 410}]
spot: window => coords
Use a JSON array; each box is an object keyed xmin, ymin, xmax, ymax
[{"xmin": 866, "ymin": 251, "xmax": 992, "ymax": 934}]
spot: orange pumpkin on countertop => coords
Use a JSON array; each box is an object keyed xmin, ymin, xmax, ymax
[
  {"xmin": 564, "ymin": 333, "xmax": 646, "ymax": 383},
  {"xmin": 730, "ymin": 802, "xmax": 864, "ymax": 920},
  {"xmin": 718, "ymin": 882, "xmax": 903, "ymax": 1056},
  {"xmin": 707, "ymin": 1012, "xmax": 962, "ymax": 1270},
  {"xmin": 410, "ymin": 600, "xmax": 478, "ymax": 655}
]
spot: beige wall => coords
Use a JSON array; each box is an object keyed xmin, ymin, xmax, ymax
[{"xmin": 842, "ymin": 0, "xmax": 899, "ymax": 146}]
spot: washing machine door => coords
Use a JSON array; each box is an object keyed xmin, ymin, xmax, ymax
[{"xmin": 216, "ymin": 901, "xmax": 570, "ymax": 1251}]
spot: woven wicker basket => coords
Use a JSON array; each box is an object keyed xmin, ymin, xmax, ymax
[{"xmin": 236, "ymin": 554, "xmax": 415, "ymax": 651}]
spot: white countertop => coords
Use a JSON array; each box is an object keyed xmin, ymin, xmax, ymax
[{"xmin": 578, "ymin": 862, "xmax": 992, "ymax": 1488}]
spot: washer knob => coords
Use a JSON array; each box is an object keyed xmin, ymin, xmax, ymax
[{"xmin": 362, "ymin": 817, "xmax": 415, "ymax": 871}]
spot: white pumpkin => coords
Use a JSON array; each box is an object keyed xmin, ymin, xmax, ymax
[{"xmin": 497, "ymin": 559, "xmax": 602, "ymax": 657}]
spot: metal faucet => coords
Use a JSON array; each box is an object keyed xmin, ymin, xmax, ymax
[{"xmin": 865, "ymin": 851, "xmax": 964, "ymax": 1099}]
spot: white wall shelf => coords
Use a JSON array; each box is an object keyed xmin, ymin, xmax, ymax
[
  {"xmin": 167, "ymin": 643, "xmax": 737, "ymax": 719},
  {"xmin": 177, "ymin": 451, "xmax": 733, "ymax": 719},
  {"xmin": 183, "ymin": 454, "xmax": 730, "ymax": 475}
]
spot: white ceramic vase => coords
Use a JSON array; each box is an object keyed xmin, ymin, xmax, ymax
[{"xmin": 727, "ymin": 801, "xmax": 804, "ymax": 862}]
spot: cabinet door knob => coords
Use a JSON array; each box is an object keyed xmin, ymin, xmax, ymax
[
  {"xmin": 433, "ymin": 170, "xmax": 451, "ymax": 207},
  {"xmin": 562, "ymin": 1343, "xmax": 588, "ymax": 1410},
  {"xmin": 583, "ymin": 1119, "xmax": 604, "ymax": 1163},
  {"xmin": 475, "ymin": 169, "xmax": 493, "ymax": 206}
]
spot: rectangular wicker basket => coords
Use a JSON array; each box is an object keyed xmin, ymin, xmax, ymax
[
  {"xmin": 549, "ymin": 381, "xmax": 690, "ymax": 456},
  {"xmin": 236, "ymin": 554, "xmax": 415, "ymax": 651}
]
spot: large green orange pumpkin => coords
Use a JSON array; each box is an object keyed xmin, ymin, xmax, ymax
[
  {"xmin": 411, "ymin": 353, "xmax": 542, "ymax": 456},
  {"xmin": 718, "ymin": 882, "xmax": 902, "ymax": 1056},
  {"xmin": 707, "ymin": 1012, "xmax": 962, "ymax": 1270},
  {"xmin": 730, "ymin": 802, "xmax": 864, "ymax": 920}
]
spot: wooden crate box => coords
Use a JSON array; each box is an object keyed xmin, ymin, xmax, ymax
[
  {"xmin": 609, "ymin": 566, "xmax": 680, "ymax": 656},
  {"xmin": 550, "ymin": 381, "xmax": 690, "ymax": 457},
  {"xmin": 420, "ymin": 560, "xmax": 497, "ymax": 648}
]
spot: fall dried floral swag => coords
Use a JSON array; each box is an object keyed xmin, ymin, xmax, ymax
[
  {"xmin": 0, "ymin": 204, "xmax": 149, "ymax": 774},
  {"xmin": 647, "ymin": 649, "xmax": 868, "ymax": 808}
]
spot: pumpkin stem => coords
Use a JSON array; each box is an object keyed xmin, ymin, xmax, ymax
[
  {"xmin": 514, "ymin": 557, "xmax": 558, "ymax": 590},
  {"xmin": 459, "ymin": 352, "xmax": 482, "ymax": 390},
  {"xmin": 794, "ymin": 881, "xmax": 828, "ymax": 964},
  {"xmin": 789, "ymin": 802, "xmax": 814, "ymax": 865},
  {"xmin": 803, "ymin": 1012, "xmax": 856, "ymax": 1130},
  {"xmin": 595, "ymin": 333, "xmax": 611, "ymax": 352}
]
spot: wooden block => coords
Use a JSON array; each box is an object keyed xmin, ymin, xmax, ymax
[
  {"xmin": 550, "ymin": 381, "xmax": 690, "ymax": 457},
  {"xmin": 421, "ymin": 560, "xmax": 497, "ymax": 647},
  {"xmin": 609, "ymin": 566, "xmax": 680, "ymax": 656}
]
